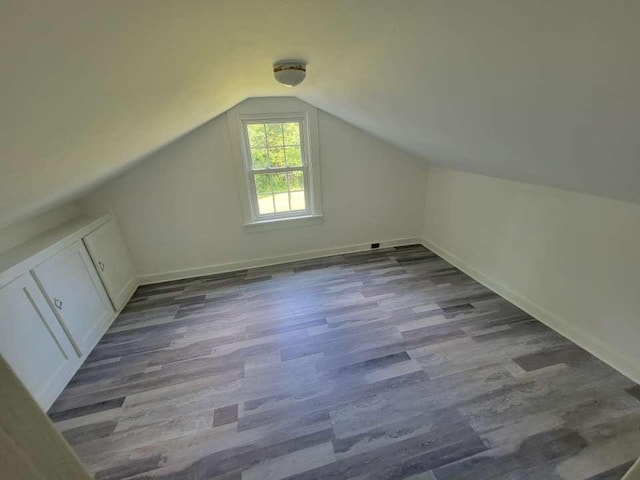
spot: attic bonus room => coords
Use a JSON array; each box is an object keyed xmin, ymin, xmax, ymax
[{"xmin": 1, "ymin": 1, "xmax": 640, "ymax": 479}]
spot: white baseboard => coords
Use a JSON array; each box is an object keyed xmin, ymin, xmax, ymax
[
  {"xmin": 421, "ymin": 237, "xmax": 640, "ymax": 385},
  {"xmin": 622, "ymin": 458, "xmax": 640, "ymax": 480},
  {"xmin": 138, "ymin": 237, "xmax": 421, "ymax": 285}
]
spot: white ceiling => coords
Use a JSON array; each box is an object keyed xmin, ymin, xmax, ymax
[{"xmin": 2, "ymin": 0, "xmax": 639, "ymax": 228}]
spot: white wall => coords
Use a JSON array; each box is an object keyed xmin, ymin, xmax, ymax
[
  {"xmin": 0, "ymin": 203, "xmax": 81, "ymax": 254},
  {"xmin": 422, "ymin": 167, "xmax": 640, "ymax": 383},
  {"xmin": 0, "ymin": 356, "xmax": 91, "ymax": 479},
  {"xmin": 4, "ymin": 2, "xmax": 640, "ymax": 230},
  {"xmin": 79, "ymin": 106, "xmax": 428, "ymax": 282}
]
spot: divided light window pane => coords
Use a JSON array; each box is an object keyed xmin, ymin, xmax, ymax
[
  {"xmin": 246, "ymin": 121, "xmax": 306, "ymax": 216},
  {"xmin": 254, "ymin": 171, "xmax": 307, "ymax": 215}
]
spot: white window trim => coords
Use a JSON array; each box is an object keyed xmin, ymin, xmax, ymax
[
  {"xmin": 227, "ymin": 98, "xmax": 323, "ymax": 231},
  {"xmin": 240, "ymin": 113, "xmax": 312, "ymax": 220}
]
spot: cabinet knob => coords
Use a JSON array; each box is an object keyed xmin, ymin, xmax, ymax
[
  {"xmin": 98, "ymin": 261, "xmax": 105, "ymax": 272},
  {"xmin": 54, "ymin": 298, "xmax": 63, "ymax": 310}
]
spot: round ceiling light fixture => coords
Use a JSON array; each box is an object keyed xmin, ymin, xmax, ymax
[{"xmin": 273, "ymin": 61, "xmax": 307, "ymax": 87}]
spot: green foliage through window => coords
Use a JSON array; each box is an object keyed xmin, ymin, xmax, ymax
[
  {"xmin": 246, "ymin": 120, "xmax": 306, "ymax": 216},
  {"xmin": 246, "ymin": 121, "xmax": 303, "ymax": 169}
]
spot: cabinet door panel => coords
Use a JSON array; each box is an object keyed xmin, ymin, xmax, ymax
[
  {"xmin": 32, "ymin": 242, "xmax": 113, "ymax": 356},
  {"xmin": 83, "ymin": 219, "xmax": 136, "ymax": 310},
  {"xmin": 0, "ymin": 274, "xmax": 76, "ymax": 409}
]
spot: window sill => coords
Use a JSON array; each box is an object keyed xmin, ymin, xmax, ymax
[{"xmin": 243, "ymin": 214, "xmax": 323, "ymax": 233}]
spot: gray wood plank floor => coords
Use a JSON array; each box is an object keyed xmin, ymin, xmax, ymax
[{"xmin": 48, "ymin": 245, "xmax": 640, "ymax": 480}]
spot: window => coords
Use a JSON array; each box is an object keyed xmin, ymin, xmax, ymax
[
  {"xmin": 244, "ymin": 120, "xmax": 308, "ymax": 216},
  {"xmin": 227, "ymin": 98, "xmax": 322, "ymax": 230}
]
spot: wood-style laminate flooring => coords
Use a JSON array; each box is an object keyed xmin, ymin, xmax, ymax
[{"xmin": 49, "ymin": 245, "xmax": 640, "ymax": 480}]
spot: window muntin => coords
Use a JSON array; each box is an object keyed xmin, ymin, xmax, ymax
[{"xmin": 242, "ymin": 119, "xmax": 310, "ymax": 219}]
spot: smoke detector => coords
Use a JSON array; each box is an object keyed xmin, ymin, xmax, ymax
[{"xmin": 273, "ymin": 61, "xmax": 307, "ymax": 87}]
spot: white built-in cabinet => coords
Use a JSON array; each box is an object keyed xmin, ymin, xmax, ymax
[
  {"xmin": 83, "ymin": 219, "xmax": 137, "ymax": 311},
  {"xmin": 0, "ymin": 214, "xmax": 137, "ymax": 411},
  {"xmin": 32, "ymin": 242, "xmax": 114, "ymax": 357},
  {"xmin": 0, "ymin": 274, "xmax": 77, "ymax": 409}
]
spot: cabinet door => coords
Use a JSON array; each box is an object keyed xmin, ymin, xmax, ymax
[
  {"xmin": 83, "ymin": 219, "xmax": 136, "ymax": 310},
  {"xmin": 0, "ymin": 274, "xmax": 77, "ymax": 410},
  {"xmin": 32, "ymin": 242, "xmax": 114, "ymax": 356}
]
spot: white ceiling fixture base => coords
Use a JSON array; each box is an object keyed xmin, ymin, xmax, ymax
[{"xmin": 273, "ymin": 61, "xmax": 307, "ymax": 87}]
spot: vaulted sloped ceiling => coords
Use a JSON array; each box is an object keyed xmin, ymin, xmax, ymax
[{"xmin": 2, "ymin": 0, "xmax": 639, "ymax": 228}]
